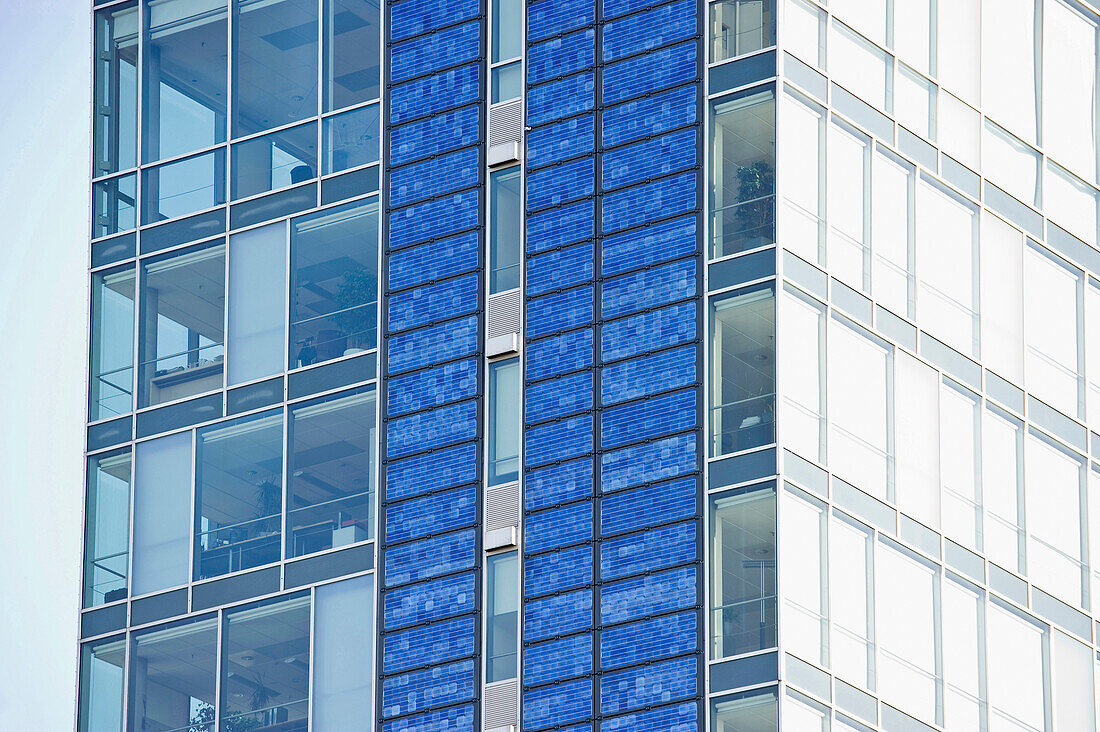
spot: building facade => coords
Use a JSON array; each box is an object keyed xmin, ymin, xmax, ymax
[{"xmin": 78, "ymin": 0, "xmax": 1100, "ymax": 730}]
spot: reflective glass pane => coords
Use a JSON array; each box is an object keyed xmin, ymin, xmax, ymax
[
  {"xmin": 85, "ymin": 450, "xmax": 132, "ymax": 607},
  {"xmin": 1089, "ymin": 283, "xmax": 1100, "ymax": 426},
  {"xmin": 894, "ymin": 351, "xmax": 939, "ymax": 529},
  {"xmin": 143, "ymin": 0, "xmax": 228, "ymax": 163},
  {"xmin": 710, "ymin": 483, "xmax": 777, "ymax": 659},
  {"xmin": 916, "ymin": 179, "xmax": 978, "ymax": 357},
  {"xmin": 710, "ymin": 284, "xmax": 776, "ymax": 457},
  {"xmin": 489, "ymin": 358, "xmax": 520, "ymax": 486},
  {"xmin": 1024, "ymin": 245, "xmax": 1083, "ymax": 418},
  {"xmin": 893, "ymin": 0, "xmax": 930, "ymax": 74},
  {"xmin": 982, "ymin": 407, "xmax": 1025, "ymax": 574},
  {"xmin": 1046, "ymin": 162, "xmax": 1098, "ymax": 246},
  {"xmin": 314, "ymin": 576, "xmax": 374, "ymax": 729},
  {"xmin": 870, "ymin": 150, "xmax": 913, "ymax": 318},
  {"xmin": 138, "ymin": 241, "xmax": 226, "ymax": 408},
  {"xmin": 780, "ymin": 487, "xmax": 827, "ymax": 665},
  {"xmin": 983, "ymin": 120, "xmax": 1041, "ymax": 208},
  {"xmin": 95, "ymin": 173, "xmax": 138, "ymax": 238},
  {"xmin": 937, "ymin": 0, "xmax": 979, "ymax": 103},
  {"xmin": 490, "ymin": 167, "xmax": 521, "ymax": 294},
  {"xmin": 1052, "ymin": 630, "xmax": 1095, "ymax": 732},
  {"xmin": 942, "ymin": 578, "xmax": 983, "ymax": 731},
  {"xmin": 196, "ymin": 409, "xmax": 284, "ymax": 580},
  {"xmin": 779, "ymin": 91, "xmax": 824, "ymax": 264},
  {"xmin": 980, "ymin": 213, "xmax": 1025, "ymax": 384},
  {"xmin": 142, "ymin": 148, "xmax": 227, "ymax": 224},
  {"xmin": 938, "ymin": 91, "xmax": 980, "ymax": 170},
  {"xmin": 982, "ymin": 0, "xmax": 1038, "ymax": 141},
  {"xmin": 487, "ymin": 551, "xmax": 519, "ymax": 681},
  {"xmin": 94, "ymin": 1, "xmax": 138, "ymax": 176},
  {"xmin": 78, "ymin": 636, "xmax": 125, "ymax": 732},
  {"xmin": 324, "ymin": 0, "xmax": 382, "ymax": 112},
  {"xmin": 228, "ymin": 223, "xmax": 286, "ymax": 386},
  {"xmin": 491, "ymin": 60, "xmax": 522, "ymax": 103},
  {"xmin": 90, "ymin": 266, "xmax": 136, "ymax": 420},
  {"xmin": 779, "ymin": 288, "xmax": 824, "ymax": 462},
  {"xmin": 1044, "ymin": 0, "xmax": 1098, "ymax": 181},
  {"xmin": 128, "ymin": 616, "xmax": 218, "ymax": 732},
  {"xmin": 290, "ymin": 198, "xmax": 379, "ymax": 367},
  {"xmin": 940, "ymin": 381, "xmax": 980, "ymax": 549},
  {"xmin": 323, "ymin": 103, "xmax": 380, "ymax": 174},
  {"xmin": 709, "ymin": 0, "xmax": 776, "ymax": 63},
  {"xmin": 222, "ymin": 594, "xmax": 311, "ymax": 731},
  {"xmin": 133, "ymin": 431, "xmax": 192, "ymax": 595},
  {"xmin": 1025, "ymin": 432, "xmax": 1086, "ymax": 607},
  {"xmin": 783, "ymin": 690, "xmax": 828, "ymax": 731},
  {"xmin": 829, "ymin": 513, "xmax": 874, "ymax": 689},
  {"xmin": 492, "ymin": 0, "xmax": 522, "ymax": 63},
  {"xmin": 235, "ymin": 0, "xmax": 318, "ymax": 137},
  {"xmin": 710, "ymin": 87, "xmax": 776, "ymax": 258},
  {"xmin": 288, "ymin": 389, "xmax": 375, "ymax": 558},
  {"xmin": 827, "ymin": 121, "xmax": 869, "ymax": 290},
  {"xmin": 232, "ymin": 122, "xmax": 317, "ymax": 199},
  {"xmin": 829, "ymin": 21, "xmax": 889, "ymax": 111},
  {"xmin": 895, "ymin": 64, "xmax": 935, "ymax": 141},
  {"xmin": 987, "ymin": 603, "xmax": 1047, "ymax": 731},
  {"xmin": 710, "ymin": 687, "xmax": 778, "ymax": 731},
  {"xmin": 784, "ymin": 0, "xmax": 824, "ymax": 67}
]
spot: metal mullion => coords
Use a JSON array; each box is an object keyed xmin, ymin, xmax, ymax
[
  {"xmin": 281, "ymin": 393, "xmax": 291, "ymax": 570},
  {"xmin": 307, "ymin": 585, "xmax": 317, "ymax": 729},
  {"xmin": 214, "ymin": 607, "xmax": 226, "ymax": 730},
  {"xmin": 120, "ymin": 629, "xmax": 133, "ymax": 732},
  {"xmin": 189, "ymin": 427, "xmax": 199, "ymax": 597},
  {"xmin": 316, "ymin": 0, "xmax": 325, "ymax": 185},
  {"xmin": 222, "ymin": 225, "xmax": 231, "ymax": 405}
]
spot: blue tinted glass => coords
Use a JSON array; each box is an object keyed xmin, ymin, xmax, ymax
[
  {"xmin": 232, "ymin": 121, "xmax": 318, "ymax": 199},
  {"xmin": 491, "ymin": 60, "xmax": 522, "ymax": 103},
  {"xmin": 142, "ymin": 149, "xmax": 226, "ymax": 224},
  {"xmin": 84, "ymin": 450, "xmax": 132, "ymax": 607},
  {"xmin": 323, "ymin": 104, "xmax": 380, "ymax": 174},
  {"xmin": 324, "ymin": 0, "xmax": 381, "ymax": 111},
  {"xmin": 94, "ymin": 174, "xmax": 137, "ymax": 237},
  {"xmin": 78, "ymin": 637, "xmax": 125, "ymax": 732},
  {"xmin": 90, "ymin": 266, "xmax": 135, "ymax": 420},
  {"xmin": 94, "ymin": 1, "xmax": 138, "ymax": 175}
]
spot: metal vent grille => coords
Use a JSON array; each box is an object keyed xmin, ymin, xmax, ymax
[
  {"xmin": 487, "ymin": 289, "xmax": 522, "ymax": 339},
  {"xmin": 489, "ymin": 99, "xmax": 524, "ymax": 147},
  {"xmin": 485, "ymin": 480, "xmax": 520, "ymax": 531},
  {"xmin": 483, "ymin": 678, "xmax": 519, "ymax": 729}
]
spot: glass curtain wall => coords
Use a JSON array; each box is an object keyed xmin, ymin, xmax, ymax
[
  {"xmin": 489, "ymin": 167, "xmax": 521, "ymax": 294},
  {"xmin": 488, "ymin": 358, "xmax": 520, "ymax": 485},
  {"xmin": 94, "ymin": 0, "xmax": 138, "ymax": 177},
  {"xmin": 709, "ymin": 0, "xmax": 776, "ymax": 63},
  {"xmin": 84, "ymin": 450, "xmax": 132, "ymax": 607},
  {"xmin": 78, "ymin": 636, "xmax": 126, "ymax": 732},
  {"xmin": 127, "ymin": 615, "xmax": 219, "ymax": 732},
  {"xmin": 490, "ymin": 0, "xmax": 522, "ymax": 102},
  {"xmin": 486, "ymin": 551, "xmax": 519, "ymax": 682},
  {"xmin": 90, "ymin": 265, "xmax": 136, "ymax": 420}
]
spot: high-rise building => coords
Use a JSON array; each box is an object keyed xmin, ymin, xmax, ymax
[{"xmin": 77, "ymin": 0, "xmax": 1100, "ymax": 729}]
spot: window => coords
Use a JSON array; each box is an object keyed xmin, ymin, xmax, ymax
[
  {"xmin": 138, "ymin": 241, "xmax": 226, "ymax": 408},
  {"xmin": 1025, "ymin": 431, "xmax": 1087, "ymax": 608},
  {"xmin": 779, "ymin": 287, "xmax": 824, "ymax": 463},
  {"xmin": 231, "ymin": 122, "xmax": 318, "ymax": 199},
  {"xmin": 987, "ymin": 602, "xmax": 1047, "ymax": 732},
  {"xmin": 830, "ymin": 0, "xmax": 885, "ymax": 46},
  {"xmin": 84, "ymin": 450, "xmax": 131, "ymax": 607},
  {"xmin": 94, "ymin": 1, "xmax": 137, "ymax": 177},
  {"xmin": 90, "ymin": 265, "xmax": 136, "ymax": 420},
  {"xmin": 827, "ymin": 120, "xmax": 869, "ymax": 290},
  {"xmin": 323, "ymin": 103, "xmax": 381, "ymax": 174},
  {"xmin": 982, "ymin": 0, "xmax": 1038, "ymax": 142},
  {"xmin": 290, "ymin": 198, "xmax": 379, "ymax": 368},
  {"xmin": 983, "ymin": 120, "xmax": 1041, "ymax": 208},
  {"xmin": 938, "ymin": 91, "xmax": 980, "ymax": 171},
  {"xmin": 141, "ymin": 148, "xmax": 227, "ymax": 224},
  {"xmin": 94, "ymin": 174, "xmax": 138, "ymax": 238},
  {"xmin": 709, "ymin": 87, "xmax": 776, "ymax": 259},
  {"xmin": 893, "ymin": 0, "xmax": 931, "ymax": 74},
  {"xmin": 827, "ymin": 316, "xmax": 890, "ymax": 500},
  {"xmin": 1025, "ymin": 245, "xmax": 1083, "ymax": 419},
  {"xmin": 287, "ymin": 389, "xmax": 376, "ymax": 558},
  {"xmin": 894, "ymin": 351, "xmax": 939, "ymax": 529},
  {"xmin": 488, "ymin": 358, "xmax": 520, "ymax": 485},
  {"xmin": 709, "ymin": 482, "xmax": 777, "ymax": 659},
  {"xmin": 830, "ymin": 512, "xmax": 874, "ymax": 690},
  {"xmin": 313, "ymin": 576, "xmax": 375, "ymax": 728},
  {"xmin": 142, "ymin": 0, "xmax": 227, "ymax": 164},
  {"xmin": 133, "ymin": 431, "xmax": 192, "ymax": 596},
  {"xmin": 711, "ymin": 687, "xmax": 778, "ymax": 731},
  {"xmin": 1052, "ymin": 630, "xmax": 1096, "ymax": 731},
  {"xmin": 875, "ymin": 540, "xmax": 939, "ymax": 723},
  {"xmin": 829, "ymin": 21, "xmax": 890, "ymax": 112},
  {"xmin": 937, "ymin": 0, "xmax": 979, "ymax": 104},
  {"xmin": 783, "ymin": 0, "xmax": 824, "ymax": 67},
  {"xmin": 779, "ymin": 91, "xmax": 824, "ymax": 264},
  {"xmin": 1044, "ymin": 0, "xmax": 1098, "ymax": 181},
  {"xmin": 234, "ymin": 0, "xmax": 318, "ymax": 137},
  {"xmin": 195, "ymin": 409, "xmax": 284, "ymax": 580},
  {"xmin": 780, "ymin": 486, "xmax": 827, "ymax": 666},
  {"xmin": 1046, "ymin": 161, "xmax": 1098, "ymax": 247},
  {"xmin": 783, "ymin": 690, "xmax": 828, "ymax": 731},
  {"xmin": 1090, "ymin": 281, "xmax": 1100, "ymax": 427},
  {"xmin": 128, "ymin": 615, "xmax": 218, "ymax": 732},
  {"xmin": 709, "ymin": 0, "xmax": 776, "ymax": 63},
  {"xmin": 490, "ymin": 0, "xmax": 522, "ymax": 102},
  {"xmin": 980, "ymin": 213, "xmax": 1025, "ymax": 384},
  {"xmin": 486, "ymin": 551, "xmax": 519, "ymax": 682},
  {"xmin": 710, "ymin": 284, "xmax": 775, "ymax": 457},
  {"xmin": 940, "ymin": 381, "xmax": 981, "ymax": 550},
  {"xmin": 222, "ymin": 594, "xmax": 311, "ymax": 730},
  {"xmin": 982, "ymin": 406, "xmax": 1025, "ymax": 574},
  {"xmin": 324, "ymin": 0, "xmax": 382, "ymax": 112},
  {"xmin": 489, "ymin": 167, "xmax": 521, "ymax": 294},
  {"xmin": 942, "ymin": 577, "xmax": 984, "ymax": 731},
  {"xmin": 870, "ymin": 149, "xmax": 914, "ymax": 319},
  {"xmin": 228, "ymin": 222, "xmax": 287, "ymax": 386},
  {"xmin": 78, "ymin": 636, "xmax": 125, "ymax": 732},
  {"xmin": 895, "ymin": 63, "xmax": 935, "ymax": 141}
]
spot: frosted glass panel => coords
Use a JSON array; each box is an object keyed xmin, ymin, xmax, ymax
[
  {"xmin": 988, "ymin": 603, "xmax": 1046, "ymax": 732},
  {"xmin": 827, "ymin": 122, "xmax": 869, "ymax": 290},
  {"xmin": 938, "ymin": 91, "xmax": 980, "ymax": 170},
  {"xmin": 314, "ymin": 575, "xmax": 374, "ymax": 730},
  {"xmin": 830, "ymin": 0, "xmax": 885, "ymax": 45},
  {"xmin": 830, "ymin": 514, "xmax": 874, "ymax": 689},
  {"xmin": 937, "ymin": 0, "xmax": 979, "ymax": 103},
  {"xmin": 1052, "ymin": 630, "xmax": 1095, "ymax": 732},
  {"xmin": 780, "ymin": 92, "xmax": 824, "ymax": 264},
  {"xmin": 830, "ymin": 21, "xmax": 889, "ymax": 110},
  {"xmin": 228, "ymin": 222, "xmax": 286, "ymax": 385},
  {"xmin": 893, "ymin": 0, "xmax": 930, "ymax": 73},
  {"xmin": 132, "ymin": 431, "xmax": 192, "ymax": 595},
  {"xmin": 942, "ymin": 579, "xmax": 982, "ymax": 732},
  {"xmin": 1046, "ymin": 162, "xmax": 1098, "ymax": 246},
  {"xmin": 1089, "ymin": 282, "xmax": 1100, "ymax": 426},
  {"xmin": 785, "ymin": 0, "xmax": 824, "ymax": 66}
]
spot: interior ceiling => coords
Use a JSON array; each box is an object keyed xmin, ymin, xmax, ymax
[
  {"xmin": 717, "ymin": 294, "xmax": 775, "ymax": 395},
  {"xmin": 200, "ymin": 414, "xmax": 283, "ymax": 525},
  {"xmin": 289, "ymin": 398, "xmax": 375, "ymax": 506},
  {"xmin": 146, "ymin": 248, "xmax": 226, "ymax": 343},
  {"xmin": 224, "ymin": 599, "xmax": 310, "ymax": 711},
  {"xmin": 134, "ymin": 620, "xmax": 219, "ymax": 705}
]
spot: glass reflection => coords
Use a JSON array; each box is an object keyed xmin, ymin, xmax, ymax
[
  {"xmin": 489, "ymin": 167, "xmax": 521, "ymax": 293},
  {"xmin": 709, "ymin": 0, "xmax": 776, "ymax": 63},
  {"xmin": 489, "ymin": 358, "xmax": 520, "ymax": 485},
  {"xmin": 710, "ymin": 687, "xmax": 778, "ymax": 732},
  {"xmin": 232, "ymin": 122, "xmax": 318, "ymax": 199},
  {"xmin": 324, "ymin": 0, "xmax": 381, "ymax": 112},
  {"xmin": 323, "ymin": 103, "xmax": 380, "ymax": 174},
  {"xmin": 79, "ymin": 636, "xmax": 125, "ymax": 732},
  {"xmin": 90, "ymin": 265, "xmax": 136, "ymax": 420},
  {"xmin": 142, "ymin": 149, "xmax": 227, "ymax": 224},
  {"xmin": 84, "ymin": 450, "xmax": 132, "ymax": 607},
  {"xmin": 128, "ymin": 616, "xmax": 218, "ymax": 732},
  {"xmin": 486, "ymin": 551, "xmax": 519, "ymax": 682},
  {"xmin": 95, "ymin": 174, "xmax": 138, "ymax": 238},
  {"xmin": 94, "ymin": 1, "xmax": 138, "ymax": 176}
]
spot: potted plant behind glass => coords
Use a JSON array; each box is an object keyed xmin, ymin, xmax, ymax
[
  {"xmin": 332, "ymin": 268, "xmax": 377, "ymax": 356},
  {"xmin": 734, "ymin": 160, "xmax": 776, "ymax": 252}
]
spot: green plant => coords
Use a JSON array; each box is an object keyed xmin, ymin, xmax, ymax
[
  {"xmin": 332, "ymin": 268, "xmax": 378, "ymax": 350},
  {"xmin": 734, "ymin": 160, "xmax": 776, "ymax": 244},
  {"xmin": 254, "ymin": 477, "xmax": 281, "ymax": 534}
]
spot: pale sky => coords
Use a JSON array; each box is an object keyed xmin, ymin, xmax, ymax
[{"xmin": 0, "ymin": 0, "xmax": 90, "ymax": 728}]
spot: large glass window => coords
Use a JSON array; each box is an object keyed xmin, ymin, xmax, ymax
[
  {"xmin": 1044, "ymin": 0, "xmax": 1099, "ymax": 181},
  {"xmin": 1052, "ymin": 630, "xmax": 1096, "ymax": 731},
  {"xmin": 870, "ymin": 149, "xmax": 913, "ymax": 319},
  {"xmin": 138, "ymin": 241, "xmax": 226, "ymax": 408},
  {"xmin": 228, "ymin": 222, "xmax": 286, "ymax": 386},
  {"xmin": 1046, "ymin": 162, "xmax": 1098, "ymax": 247},
  {"xmin": 709, "ymin": 87, "xmax": 776, "ymax": 258},
  {"xmin": 133, "ymin": 431, "xmax": 193, "ymax": 596},
  {"xmin": 895, "ymin": 63, "xmax": 936, "ymax": 141},
  {"xmin": 195, "ymin": 409, "xmax": 284, "ymax": 580},
  {"xmin": 1025, "ymin": 245, "xmax": 1083, "ymax": 419},
  {"xmin": 287, "ymin": 389, "xmax": 376, "ymax": 558},
  {"xmin": 893, "ymin": 0, "xmax": 932, "ymax": 75},
  {"xmin": 1090, "ymin": 280, "xmax": 1100, "ymax": 426},
  {"xmin": 830, "ymin": 0, "xmax": 885, "ymax": 46},
  {"xmin": 84, "ymin": 450, "xmax": 132, "ymax": 607},
  {"xmin": 709, "ymin": 0, "xmax": 776, "ymax": 63},
  {"xmin": 779, "ymin": 91, "xmax": 824, "ymax": 265},
  {"xmin": 128, "ymin": 615, "xmax": 218, "ymax": 732},
  {"xmin": 490, "ymin": 167, "xmax": 521, "ymax": 294},
  {"xmin": 784, "ymin": 0, "xmax": 824, "ymax": 67},
  {"xmin": 141, "ymin": 148, "xmax": 227, "ymax": 224},
  {"xmin": 709, "ymin": 482, "xmax": 777, "ymax": 659},
  {"xmin": 234, "ymin": 0, "xmax": 318, "ymax": 137},
  {"xmin": 231, "ymin": 122, "xmax": 318, "ymax": 199},
  {"xmin": 779, "ymin": 287, "xmax": 824, "ymax": 463},
  {"xmin": 94, "ymin": 1, "xmax": 138, "ymax": 177},
  {"xmin": 710, "ymin": 283, "xmax": 775, "ymax": 457},
  {"xmin": 313, "ymin": 576, "xmax": 374, "ymax": 729},
  {"xmin": 829, "ymin": 512, "xmax": 874, "ymax": 690},
  {"xmin": 710, "ymin": 687, "xmax": 778, "ymax": 731},
  {"xmin": 488, "ymin": 358, "xmax": 520, "ymax": 486},
  {"xmin": 90, "ymin": 265, "xmax": 136, "ymax": 420},
  {"xmin": 983, "ymin": 120, "xmax": 1041, "ymax": 208},
  {"xmin": 982, "ymin": 406, "xmax": 1025, "ymax": 574},
  {"xmin": 95, "ymin": 173, "xmax": 139, "ymax": 238},
  {"xmin": 486, "ymin": 551, "xmax": 519, "ymax": 682},
  {"xmin": 987, "ymin": 602, "xmax": 1047, "ymax": 732},
  {"xmin": 222, "ymin": 594, "xmax": 311, "ymax": 730},
  {"xmin": 893, "ymin": 351, "xmax": 939, "ymax": 530},
  {"xmin": 780, "ymin": 486, "xmax": 827, "ymax": 666},
  {"xmin": 937, "ymin": 0, "xmax": 979, "ymax": 104},
  {"xmin": 938, "ymin": 91, "xmax": 981, "ymax": 171},
  {"xmin": 980, "ymin": 213, "xmax": 1025, "ymax": 384},
  {"xmin": 942, "ymin": 577, "xmax": 984, "ymax": 731},
  {"xmin": 78, "ymin": 636, "xmax": 126, "ymax": 732},
  {"xmin": 142, "ymin": 0, "xmax": 228, "ymax": 164},
  {"xmin": 940, "ymin": 381, "xmax": 981, "ymax": 550},
  {"xmin": 829, "ymin": 21, "xmax": 890, "ymax": 111},
  {"xmin": 323, "ymin": 103, "xmax": 381, "ymax": 175},
  {"xmin": 827, "ymin": 120, "xmax": 870, "ymax": 290},
  {"xmin": 1025, "ymin": 431, "xmax": 1087, "ymax": 608},
  {"xmin": 490, "ymin": 0, "xmax": 522, "ymax": 103},
  {"xmin": 827, "ymin": 316, "xmax": 890, "ymax": 500},
  {"xmin": 290, "ymin": 198, "xmax": 379, "ymax": 368},
  {"xmin": 982, "ymin": 0, "xmax": 1039, "ymax": 142},
  {"xmin": 323, "ymin": 0, "xmax": 382, "ymax": 112}
]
